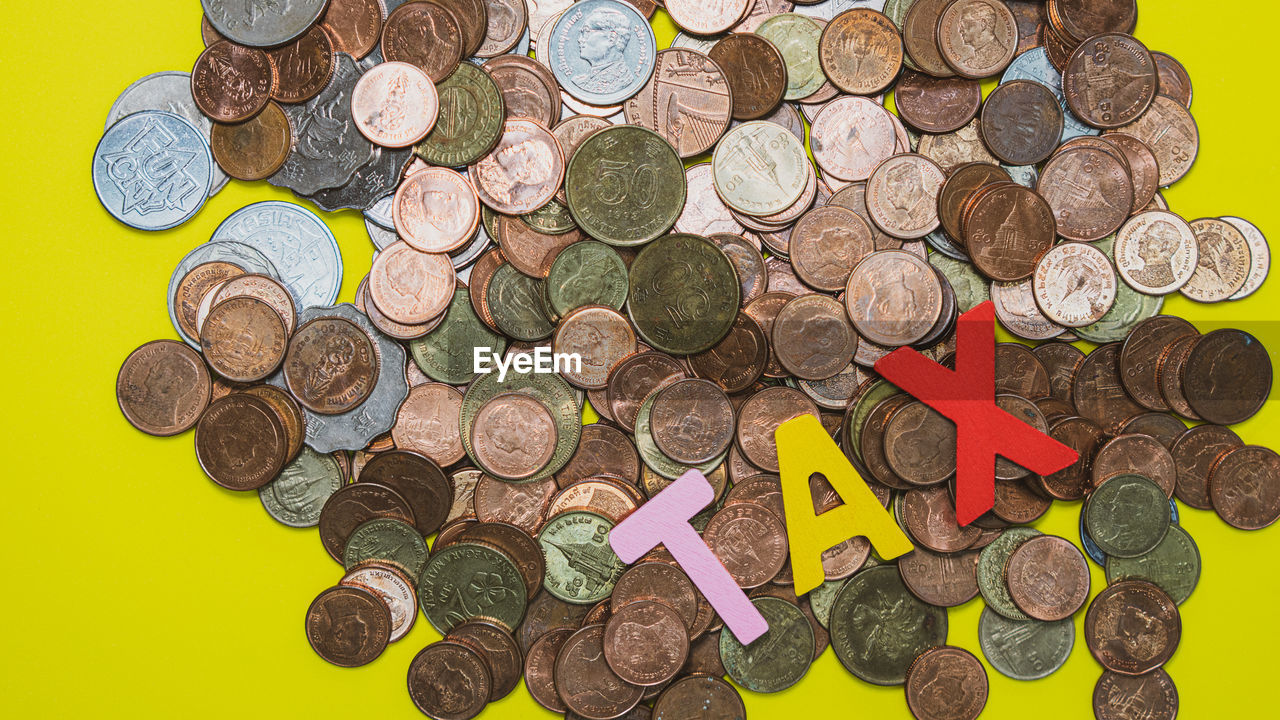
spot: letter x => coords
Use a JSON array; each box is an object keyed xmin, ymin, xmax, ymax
[{"xmin": 873, "ymin": 302, "xmax": 1079, "ymax": 525}]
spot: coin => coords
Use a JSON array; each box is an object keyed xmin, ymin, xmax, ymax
[
  {"xmin": 1092, "ymin": 434, "xmax": 1176, "ymax": 496},
  {"xmin": 978, "ymin": 607, "xmax": 1074, "ymax": 681},
  {"xmin": 1037, "ymin": 147, "xmax": 1132, "ymax": 241},
  {"xmin": 420, "ymin": 541, "xmax": 529, "ymax": 631},
  {"xmin": 201, "ymin": 0, "xmax": 328, "ymax": 47},
  {"xmin": 818, "ymin": 9, "xmax": 903, "ymax": 95},
  {"xmin": 565, "ymin": 125, "xmax": 686, "ymax": 246},
  {"xmin": 382, "ymin": 1, "xmax": 464, "ymax": 82},
  {"xmin": 1181, "ymin": 328, "xmax": 1272, "ymax": 425},
  {"xmin": 282, "ymin": 316, "xmax": 378, "ymax": 414},
  {"xmin": 1222, "ymin": 216, "xmax": 1271, "ymax": 300},
  {"xmin": 1093, "ymin": 669, "xmax": 1178, "ymax": 720},
  {"xmin": 340, "ymin": 561, "xmax": 418, "ymax": 642},
  {"xmin": 1113, "ymin": 95, "xmax": 1199, "ymax": 186},
  {"xmin": 846, "ymin": 250, "xmax": 944, "ymax": 345},
  {"xmin": 713, "ymin": 120, "xmax": 810, "ymax": 215},
  {"xmin": 602, "ymin": 600, "xmax": 689, "ymax": 686},
  {"xmin": 191, "ymin": 41, "xmax": 274, "ymax": 124},
  {"xmin": 708, "ymin": 34, "xmax": 788, "ymax": 121},
  {"xmin": 1005, "ymin": 534, "xmax": 1090, "ymax": 621},
  {"xmin": 266, "ymin": 25, "xmax": 335, "ymax": 105},
  {"xmin": 305, "ymin": 585, "xmax": 392, "ymax": 667},
  {"xmin": 735, "ymin": 386, "xmax": 821, "ymax": 471},
  {"xmin": 117, "ymin": 340, "xmax": 211, "ymax": 437},
  {"xmin": 546, "ymin": 0, "xmax": 657, "ymax": 105},
  {"xmin": 902, "ymin": 0, "xmax": 954, "ymax": 77},
  {"xmin": 407, "ymin": 641, "xmax": 492, "ymax": 720},
  {"xmin": 757, "ymin": 13, "xmax": 827, "ymax": 100},
  {"xmin": 1208, "ymin": 445, "xmax": 1280, "ymax": 530},
  {"xmin": 720, "ymin": 597, "xmax": 814, "ymax": 692},
  {"xmin": 487, "ymin": 263, "xmax": 554, "ymax": 340},
  {"xmin": 898, "ymin": 547, "xmax": 981, "ymax": 607},
  {"xmin": 964, "ymin": 184, "xmax": 1055, "ymax": 282},
  {"xmin": 343, "ymin": 517, "xmax": 430, "ymax": 578},
  {"xmin": 653, "ymin": 676, "xmax": 743, "ymax": 720},
  {"xmin": 1031, "ymin": 242, "xmax": 1117, "ymax": 327},
  {"xmin": 628, "ymin": 234, "xmax": 740, "ymax": 354},
  {"xmin": 1085, "ymin": 474, "xmax": 1171, "ymax": 557},
  {"xmin": 865, "ymin": 154, "xmax": 946, "ymax": 239},
  {"xmin": 471, "ymin": 119, "xmax": 564, "ymax": 214},
  {"xmin": 484, "ymin": 54, "xmax": 562, "ymax": 126},
  {"xmin": 904, "ymin": 646, "xmax": 988, "ymax": 720},
  {"xmin": 321, "ymin": 0, "xmax": 385, "ymax": 59},
  {"xmin": 210, "ymin": 102, "xmax": 291, "ymax": 181},
  {"xmin": 810, "ymin": 96, "xmax": 897, "ymax": 182},
  {"xmin": 349, "ymin": 61, "xmax": 439, "ymax": 148},
  {"xmin": 1084, "ymin": 579, "xmax": 1181, "ymax": 675},
  {"xmin": 1063, "ymin": 33, "xmax": 1156, "ymax": 129},
  {"xmin": 556, "ymin": 624, "xmax": 645, "ymax": 719},
  {"xmin": 936, "ymin": 0, "xmax": 1018, "ymax": 78},
  {"xmin": 646, "ymin": 379, "xmax": 734, "ymax": 465},
  {"xmin": 198, "ymin": 296, "xmax": 286, "ymax": 382},
  {"xmin": 624, "ymin": 49, "xmax": 733, "ymax": 158},
  {"xmin": 1110, "ymin": 211, "xmax": 1198, "ymax": 295},
  {"xmin": 1170, "ymin": 423, "xmax": 1240, "ymax": 510},
  {"xmin": 210, "ymin": 201, "xmax": 343, "ymax": 310},
  {"xmin": 259, "ymin": 447, "xmax": 344, "ymax": 528},
  {"xmin": 771, "ymin": 293, "xmax": 860, "ymax": 380},
  {"xmin": 894, "ymin": 71, "xmax": 982, "ymax": 133},
  {"xmin": 1179, "ymin": 217, "xmax": 1252, "ymax": 302},
  {"xmin": 981, "ymin": 80, "xmax": 1063, "ymax": 165},
  {"xmin": 830, "ymin": 564, "xmax": 947, "ymax": 685},
  {"xmin": 93, "ymin": 111, "xmax": 213, "ymax": 231}
]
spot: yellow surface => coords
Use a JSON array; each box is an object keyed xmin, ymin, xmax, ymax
[{"xmin": 1, "ymin": 2, "xmax": 1278, "ymax": 717}]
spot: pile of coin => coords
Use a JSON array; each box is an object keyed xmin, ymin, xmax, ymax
[{"xmin": 105, "ymin": 0, "xmax": 1279, "ymax": 719}]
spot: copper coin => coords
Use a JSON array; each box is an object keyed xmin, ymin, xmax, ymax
[
  {"xmin": 519, "ymin": 591, "xmax": 592, "ymax": 655},
  {"xmin": 623, "ymin": 49, "xmax": 733, "ymax": 158},
  {"xmin": 191, "ymin": 41, "xmax": 274, "ymax": 123},
  {"xmin": 602, "ymin": 600, "xmax": 689, "ymax": 686},
  {"xmin": 654, "ymin": 675, "xmax": 742, "ymax": 720},
  {"xmin": 1118, "ymin": 412, "xmax": 1186, "ymax": 451},
  {"xmin": 1063, "ymin": 33, "xmax": 1156, "ymax": 129},
  {"xmin": 1182, "ymin": 329, "xmax": 1272, "ymax": 425},
  {"xmin": 980, "ymin": 79, "xmax": 1063, "ymax": 165},
  {"xmin": 200, "ymin": 296, "xmax": 287, "ymax": 382},
  {"xmin": 267, "ymin": 25, "xmax": 335, "ymax": 104},
  {"xmin": 174, "ymin": 262, "xmax": 246, "ymax": 341},
  {"xmin": 483, "ymin": 54, "xmax": 561, "ymax": 127},
  {"xmin": 475, "ymin": 473, "xmax": 557, "ymax": 535},
  {"xmin": 936, "ymin": 162, "xmax": 1009, "ymax": 243},
  {"xmin": 117, "ymin": 339, "xmax": 211, "ymax": 436},
  {"xmin": 393, "ymin": 168, "xmax": 481, "ymax": 253},
  {"xmin": 469, "ymin": 247, "xmax": 506, "ymax": 332},
  {"xmin": 553, "ymin": 306, "xmax": 637, "ymax": 390},
  {"xmin": 305, "ymin": 585, "xmax": 392, "ymax": 667},
  {"xmin": 898, "ymin": 547, "xmax": 981, "ymax": 607},
  {"xmin": 903, "ymin": 0, "xmax": 955, "ymax": 77},
  {"xmin": 771, "ymin": 293, "xmax": 859, "ymax": 380},
  {"xmin": 1102, "ymin": 133, "xmax": 1160, "ymax": 213},
  {"xmin": 526, "ymin": 627, "xmax": 574, "ymax": 712},
  {"xmin": 435, "ymin": 0, "xmax": 490, "ymax": 57},
  {"xmin": 688, "ymin": 311, "xmax": 769, "ymax": 394},
  {"xmin": 859, "ymin": 394, "xmax": 915, "ymax": 490},
  {"xmin": 549, "ymin": 477, "xmax": 642, "ymax": 525},
  {"xmin": 243, "ymin": 384, "xmax": 305, "ymax": 462},
  {"xmin": 446, "ymin": 621, "xmax": 522, "ymax": 701},
  {"xmin": 476, "ymin": 0, "xmax": 527, "ymax": 57},
  {"xmin": 884, "ymin": 401, "xmax": 957, "ymax": 487},
  {"xmin": 556, "ymin": 423, "xmax": 641, "ymax": 489},
  {"xmin": 1006, "ymin": 0, "xmax": 1045, "ymax": 55},
  {"xmin": 742, "ymin": 291, "xmax": 794, "ymax": 378},
  {"xmin": 611, "ymin": 562, "xmax": 699, "ymax": 633},
  {"xmin": 392, "ymin": 381, "xmax": 466, "ymax": 466},
  {"xmin": 352, "ymin": 61, "xmax": 439, "ymax": 148},
  {"xmin": 723, "ymin": 474, "xmax": 784, "ymax": 519},
  {"xmin": 789, "ymin": 205, "xmax": 874, "ymax": 293},
  {"xmin": 902, "ymin": 486, "xmax": 980, "ymax": 552},
  {"xmin": 496, "ymin": 214, "xmax": 581, "ymax": 278},
  {"xmin": 318, "ymin": 482, "xmax": 415, "ymax": 561},
  {"xmin": 471, "ymin": 118, "xmax": 564, "ymax": 214},
  {"xmin": 1051, "ymin": 0, "xmax": 1136, "ymax": 42},
  {"xmin": 471, "ymin": 392, "xmax": 559, "ymax": 480},
  {"xmin": 734, "ymin": 386, "xmax": 821, "ymax": 472},
  {"xmin": 200, "ymin": 14, "xmax": 227, "ymax": 46},
  {"xmin": 709, "ymin": 33, "xmax": 787, "ymax": 121},
  {"xmin": 217, "ymin": 273, "xmax": 297, "ymax": 340},
  {"xmin": 382, "ymin": 1, "xmax": 464, "ymax": 83},
  {"xmin": 607, "ymin": 352, "xmax": 688, "ymax": 434},
  {"xmin": 904, "ymin": 646, "xmax": 988, "ymax": 720},
  {"xmin": 1150, "ymin": 51, "xmax": 1192, "ymax": 108},
  {"xmin": 321, "ymin": 0, "xmax": 386, "ymax": 59},
  {"xmin": 1074, "ymin": 343, "xmax": 1146, "ymax": 434},
  {"xmin": 818, "ymin": 8, "xmax": 903, "ymax": 95},
  {"xmin": 283, "ymin": 316, "xmax": 378, "ymax": 414},
  {"xmin": 703, "ymin": 502, "xmax": 788, "ymax": 588},
  {"xmin": 1006, "ymin": 535, "xmax": 1090, "ymax": 621},
  {"xmin": 1037, "ymin": 146, "xmax": 1132, "ymax": 241},
  {"xmin": 1156, "ymin": 333, "xmax": 1200, "ymax": 419},
  {"xmin": 407, "ymin": 641, "xmax": 492, "ymax": 720},
  {"xmin": 866, "ymin": 154, "xmax": 947, "ymax": 239},
  {"xmin": 1093, "ymin": 669, "xmax": 1179, "ymax": 720},
  {"xmin": 992, "ymin": 477, "xmax": 1052, "ymax": 523},
  {"xmin": 359, "ymin": 450, "xmax": 452, "ymax": 537},
  {"xmin": 1039, "ymin": 416, "xmax": 1105, "ymax": 500},
  {"xmin": 894, "ymin": 70, "xmax": 982, "ymax": 134},
  {"xmin": 555, "ymin": 625, "xmax": 645, "ymax": 720},
  {"xmin": 1112, "ymin": 95, "xmax": 1199, "ymax": 187},
  {"xmin": 994, "ymin": 343, "xmax": 1050, "ymax": 399},
  {"xmin": 194, "ymin": 393, "xmax": 289, "ymax": 491},
  {"xmin": 1209, "ymin": 445, "xmax": 1280, "ymax": 530},
  {"xmin": 210, "ymin": 101, "xmax": 292, "ymax": 180},
  {"xmin": 964, "ymin": 183, "xmax": 1055, "ymax": 281},
  {"xmin": 1084, "ymin": 579, "xmax": 1180, "ymax": 676},
  {"xmin": 648, "ymin": 379, "xmax": 735, "ymax": 465},
  {"xmin": 1170, "ymin": 424, "xmax": 1241, "ymax": 510},
  {"xmin": 993, "ymin": 394, "xmax": 1049, "ymax": 479},
  {"xmin": 1032, "ymin": 341, "xmax": 1085, "ymax": 406},
  {"xmin": 369, "ymin": 241, "xmax": 457, "ymax": 323},
  {"xmin": 846, "ymin": 250, "xmax": 945, "ymax": 346},
  {"xmin": 1119, "ymin": 315, "xmax": 1198, "ymax": 412}
]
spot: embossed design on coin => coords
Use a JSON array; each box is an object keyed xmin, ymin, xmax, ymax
[
  {"xmin": 1032, "ymin": 242, "xmax": 1117, "ymax": 327},
  {"xmin": 547, "ymin": 0, "xmax": 657, "ymax": 105},
  {"xmin": 352, "ymin": 62, "xmax": 439, "ymax": 148},
  {"xmin": 117, "ymin": 340, "xmax": 211, "ymax": 436}
]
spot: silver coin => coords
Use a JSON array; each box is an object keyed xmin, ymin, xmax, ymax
[
  {"xmin": 1113, "ymin": 210, "xmax": 1199, "ymax": 295},
  {"xmin": 268, "ymin": 303, "xmax": 410, "ymax": 453},
  {"xmin": 450, "ymin": 224, "xmax": 494, "ymax": 271},
  {"xmin": 258, "ymin": 447, "xmax": 344, "ymax": 528},
  {"xmin": 794, "ymin": 0, "xmax": 887, "ymax": 21},
  {"xmin": 732, "ymin": 101, "xmax": 807, "ymax": 143},
  {"xmin": 210, "ymin": 202, "xmax": 343, "ymax": 310},
  {"xmin": 270, "ymin": 53, "xmax": 376, "ymax": 197},
  {"xmin": 367, "ymin": 219, "xmax": 400, "ymax": 250},
  {"xmin": 1032, "ymin": 242, "xmax": 1118, "ymax": 327},
  {"xmin": 670, "ymin": 32, "xmax": 722, "ymax": 54},
  {"xmin": 365, "ymin": 193, "xmax": 397, "ymax": 230},
  {"xmin": 307, "ymin": 146, "xmax": 414, "ymax": 213},
  {"xmin": 1001, "ymin": 48, "xmax": 1098, "ymax": 143},
  {"xmin": 92, "ymin": 111, "xmax": 213, "ymax": 231},
  {"xmin": 104, "ymin": 71, "xmax": 228, "ymax": 196},
  {"xmin": 991, "ymin": 279, "xmax": 1066, "ymax": 341},
  {"xmin": 167, "ymin": 240, "xmax": 280, "ymax": 347},
  {"xmin": 201, "ymin": 0, "xmax": 329, "ymax": 47},
  {"xmin": 546, "ymin": 0, "xmax": 656, "ymax": 106},
  {"xmin": 978, "ymin": 607, "xmax": 1074, "ymax": 681},
  {"xmin": 713, "ymin": 120, "xmax": 810, "ymax": 216},
  {"xmin": 1223, "ymin": 216, "xmax": 1270, "ymax": 300},
  {"xmin": 1002, "ymin": 163, "xmax": 1038, "ymax": 188}
]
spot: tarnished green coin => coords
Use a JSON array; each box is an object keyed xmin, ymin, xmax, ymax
[
  {"xmin": 538, "ymin": 511, "xmax": 626, "ymax": 605},
  {"xmin": 342, "ymin": 518, "xmax": 430, "ymax": 579},
  {"xmin": 258, "ymin": 447, "xmax": 344, "ymax": 528},
  {"xmin": 1085, "ymin": 474, "xmax": 1171, "ymax": 558},
  {"xmin": 634, "ymin": 390, "xmax": 728, "ymax": 480},
  {"xmin": 978, "ymin": 526, "xmax": 1041, "ymax": 621},
  {"xmin": 929, "ymin": 253, "xmax": 991, "ymax": 312},
  {"xmin": 756, "ymin": 14, "xmax": 826, "ymax": 101},
  {"xmin": 1106, "ymin": 524, "xmax": 1200, "ymax": 604},
  {"xmin": 565, "ymin": 125, "xmax": 686, "ymax": 247},
  {"xmin": 487, "ymin": 263, "xmax": 555, "ymax": 341},
  {"xmin": 460, "ymin": 366, "xmax": 581, "ymax": 482},
  {"xmin": 418, "ymin": 541, "xmax": 528, "ymax": 633},
  {"xmin": 806, "ymin": 578, "xmax": 847, "ymax": 629},
  {"xmin": 829, "ymin": 564, "xmax": 947, "ymax": 686},
  {"xmin": 720, "ymin": 596, "xmax": 815, "ymax": 693},
  {"xmin": 522, "ymin": 199, "xmax": 577, "ymax": 235},
  {"xmin": 977, "ymin": 607, "xmax": 1074, "ymax": 681},
  {"xmin": 628, "ymin": 234, "xmax": 739, "ymax": 355},
  {"xmin": 545, "ymin": 240, "xmax": 629, "ymax": 318},
  {"xmin": 410, "ymin": 287, "xmax": 506, "ymax": 385},
  {"xmin": 416, "ymin": 62, "xmax": 505, "ymax": 167}
]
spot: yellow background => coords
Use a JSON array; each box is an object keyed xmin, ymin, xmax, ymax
[{"xmin": 1, "ymin": 2, "xmax": 1277, "ymax": 717}]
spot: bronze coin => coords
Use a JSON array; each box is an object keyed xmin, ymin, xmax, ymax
[
  {"xmin": 653, "ymin": 675, "xmax": 743, "ymax": 720},
  {"xmin": 1182, "ymin": 329, "xmax": 1272, "ymax": 425},
  {"xmin": 1036, "ymin": 146, "xmax": 1133, "ymax": 242},
  {"xmin": 1112, "ymin": 95, "xmax": 1199, "ymax": 187},
  {"xmin": 471, "ymin": 392, "xmax": 559, "ymax": 480},
  {"xmin": 681, "ymin": 630, "xmax": 727, "ymax": 678},
  {"xmin": 901, "ymin": 486, "xmax": 981, "ymax": 552},
  {"xmin": 519, "ymin": 591, "xmax": 592, "ymax": 655},
  {"xmin": 964, "ymin": 183, "xmax": 1055, "ymax": 281},
  {"xmin": 460, "ymin": 521, "xmax": 546, "ymax": 601},
  {"xmin": 321, "ymin": 0, "xmax": 386, "ymax": 59},
  {"xmin": 191, "ymin": 41, "xmax": 275, "ymax": 123},
  {"xmin": 789, "ymin": 205, "xmax": 874, "ymax": 293},
  {"xmin": 1084, "ymin": 580, "xmax": 1180, "ymax": 675},
  {"xmin": 936, "ymin": 162, "xmax": 1010, "ymax": 244},
  {"xmin": 283, "ymin": 316, "xmax": 379, "ymax": 415},
  {"xmin": 1032, "ymin": 341, "xmax": 1085, "ymax": 406},
  {"xmin": 496, "ymin": 215, "xmax": 580, "ymax": 279},
  {"xmin": 992, "ymin": 478, "xmax": 1052, "ymax": 524},
  {"xmin": 194, "ymin": 393, "xmax": 289, "ymax": 491},
  {"xmin": 446, "ymin": 620, "xmax": 522, "ymax": 701},
  {"xmin": 359, "ymin": 450, "xmax": 452, "ymax": 537},
  {"xmin": 902, "ymin": 0, "xmax": 955, "ymax": 78},
  {"xmin": 242, "ymin": 384, "xmax": 305, "ymax": 462},
  {"xmin": 433, "ymin": 0, "xmax": 490, "ymax": 58},
  {"xmin": 525, "ymin": 627, "xmax": 574, "ymax": 712},
  {"xmin": 994, "ymin": 343, "xmax": 1051, "ymax": 399},
  {"xmin": 1119, "ymin": 315, "xmax": 1198, "ymax": 412},
  {"xmin": 174, "ymin": 262, "xmax": 246, "ymax": 341},
  {"xmin": 474, "ymin": 473, "xmax": 557, "ymax": 535},
  {"xmin": 1170, "ymin": 424, "xmax": 1242, "ymax": 510},
  {"xmin": 472, "ymin": 118, "xmax": 565, "ymax": 215},
  {"xmin": 703, "ymin": 502, "xmax": 788, "ymax": 588},
  {"xmin": 200, "ymin": 296, "xmax": 288, "ymax": 383},
  {"xmin": 1093, "ymin": 669, "xmax": 1179, "ymax": 720},
  {"xmin": 893, "ymin": 70, "xmax": 982, "ymax": 134},
  {"xmin": 709, "ymin": 33, "xmax": 787, "ymax": 121},
  {"xmin": 884, "ymin": 401, "xmax": 957, "ymax": 487},
  {"xmin": 555, "ymin": 625, "xmax": 645, "ymax": 720},
  {"xmin": 607, "ymin": 352, "xmax": 688, "ymax": 434},
  {"xmin": 859, "ymin": 394, "xmax": 915, "ymax": 490},
  {"xmin": 904, "ymin": 646, "xmax": 988, "ymax": 720},
  {"xmin": 611, "ymin": 561, "xmax": 699, "ymax": 634},
  {"xmin": 210, "ymin": 101, "xmax": 292, "ymax": 181},
  {"xmin": 742, "ymin": 291, "xmax": 796, "ymax": 376},
  {"xmin": 1209, "ymin": 445, "xmax": 1280, "ymax": 530},
  {"xmin": 1062, "ymin": 33, "xmax": 1156, "ymax": 129},
  {"xmin": 1150, "ymin": 51, "xmax": 1192, "ymax": 108},
  {"xmin": 993, "ymin": 394, "xmax": 1049, "ymax": 480},
  {"xmin": 318, "ymin": 482, "xmax": 415, "ymax": 561},
  {"xmin": 603, "ymin": 600, "xmax": 689, "ymax": 686},
  {"xmin": 1051, "ymin": 0, "xmax": 1137, "ymax": 42},
  {"xmin": 1101, "ymin": 132, "xmax": 1160, "ymax": 214},
  {"xmin": 1118, "ymin": 412, "xmax": 1186, "ymax": 451},
  {"xmin": 936, "ymin": 0, "xmax": 1018, "ymax": 79},
  {"xmin": 898, "ymin": 547, "xmax": 981, "ymax": 607},
  {"xmin": 469, "ymin": 247, "xmax": 506, "ymax": 332},
  {"xmin": 772, "ymin": 294, "xmax": 860, "ymax": 380},
  {"xmin": 649, "ymin": 379, "xmax": 735, "ymax": 465},
  {"xmin": 408, "ymin": 641, "xmax": 492, "ymax": 720},
  {"xmin": 980, "ymin": 79, "xmax": 1063, "ymax": 165},
  {"xmin": 1006, "ymin": 0, "xmax": 1045, "ymax": 56},
  {"xmin": 382, "ymin": 1, "xmax": 464, "ymax": 83},
  {"xmin": 1035, "ymin": 396, "xmax": 1076, "ymax": 422},
  {"xmin": 556, "ymin": 423, "xmax": 641, "ymax": 489},
  {"xmin": 1155, "ymin": 333, "xmax": 1201, "ymax": 420},
  {"xmin": 734, "ymin": 386, "xmax": 821, "ymax": 472},
  {"xmin": 829, "ymin": 181, "xmax": 897, "ymax": 251},
  {"xmin": 391, "ymin": 382, "xmax": 465, "ymax": 466},
  {"xmin": 358, "ymin": 278, "xmax": 441, "ymax": 341},
  {"xmin": 201, "ymin": 14, "xmax": 227, "ymax": 46},
  {"xmin": 305, "ymin": 585, "xmax": 392, "ymax": 667},
  {"xmin": 483, "ymin": 54, "xmax": 561, "ymax": 127},
  {"xmin": 1038, "ymin": 415, "xmax": 1104, "ymax": 500},
  {"xmin": 688, "ymin": 311, "xmax": 769, "ymax": 394},
  {"xmin": 818, "ymin": 8, "xmax": 903, "ymax": 95},
  {"xmin": 266, "ymin": 25, "xmax": 335, "ymax": 104},
  {"xmin": 623, "ymin": 48, "xmax": 733, "ymax": 159},
  {"xmin": 117, "ymin": 339, "xmax": 211, "ymax": 437},
  {"xmin": 1006, "ymin": 535, "xmax": 1090, "ymax": 621},
  {"xmin": 1073, "ymin": 342, "xmax": 1145, "ymax": 434}
]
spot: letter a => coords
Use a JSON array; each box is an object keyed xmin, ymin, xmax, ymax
[{"xmin": 776, "ymin": 414, "xmax": 914, "ymax": 596}]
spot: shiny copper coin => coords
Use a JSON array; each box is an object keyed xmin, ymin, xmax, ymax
[
  {"xmin": 1006, "ymin": 535, "xmax": 1090, "ymax": 621},
  {"xmin": 1119, "ymin": 315, "xmax": 1198, "ymax": 412},
  {"xmin": 194, "ymin": 393, "xmax": 289, "ymax": 491},
  {"xmin": 1102, "ymin": 133, "xmax": 1160, "ymax": 214},
  {"xmin": 210, "ymin": 101, "xmax": 292, "ymax": 181},
  {"xmin": 772, "ymin": 293, "xmax": 859, "ymax": 380},
  {"xmin": 200, "ymin": 296, "xmax": 287, "ymax": 383},
  {"xmin": 859, "ymin": 394, "xmax": 914, "ymax": 490},
  {"xmin": 688, "ymin": 312, "xmax": 769, "ymax": 394},
  {"xmin": 214, "ymin": 274, "xmax": 295, "ymax": 336},
  {"xmin": 898, "ymin": 547, "xmax": 981, "ymax": 607},
  {"xmin": 1063, "ymin": 33, "xmax": 1156, "ymax": 129},
  {"xmin": 965, "ymin": 183, "xmax": 1055, "ymax": 282},
  {"xmin": 809, "ymin": 96, "xmax": 897, "ymax": 182},
  {"xmin": 1093, "ymin": 669, "xmax": 1179, "ymax": 720},
  {"xmin": 446, "ymin": 620, "xmax": 522, "ymax": 701},
  {"xmin": 357, "ymin": 277, "xmax": 441, "ymax": 340},
  {"xmin": 435, "ymin": 0, "xmax": 490, "ymax": 57},
  {"xmin": 994, "ymin": 343, "xmax": 1051, "ymax": 400},
  {"xmin": 407, "ymin": 641, "xmax": 492, "ymax": 720},
  {"xmin": 1085, "ymin": 580, "xmax": 1181, "ymax": 676},
  {"xmin": 1039, "ymin": 416, "xmax": 1105, "ymax": 500},
  {"xmin": 1156, "ymin": 333, "xmax": 1200, "ymax": 419},
  {"xmin": 266, "ymin": 25, "xmax": 335, "ymax": 104},
  {"xmin": 1112, "ymin": 95, "xmax": 1199, "ymax": 187},
  {"xmin": 603, "ymin": 600, "xmax": 689, "ymax": 686},
  {"xmin": 472, "ymin": 392, "xmax": 559, "ymax": 480},
  {"xmin": 819, "ymin": 8, "xmax": 903, "ymax": 95},
  {"xmin": 556, "ymin": 423, "xmax": 641, "ymax": 489},
  {"xmin": 742, "ymin": 291, "xmax": 794, "ymax": 378},
  {"xmin": 650, "ymin": 379, "xmax": 735, "ymax": 465},
  {"xmin": 884, "ymin": 400, "xmax": 957, "ymax": 487},
  {"xmin": 789, "ymin": 205, "xmax": 874, "ymax": 292},
  {"xmin": 936, "ymin": 0, "xmax": 1019, "ymax": 79},
  {"xmin": 382, "ymin": 1, "xmax": 464, "ymax": 83},
  {"xmin": 703, "ymin": 502, "xmax": 788, "ymax": 588},
  {"xmin": 1209, "ymin": 445, "xmax": 1280, "ymax": 530},
  {"xmin": 117, "ymin": 339, "xmax": 211, "ymax": 437},
  {"xmin": 321, "ymin": 0, "xmax": 386, "ymax": 59},
  {"xmin": 611, "ymin": 561, "xmax": 699, "ymax": 633},
  {"xmin": 191, "ymin": 41, "xmax": 274, "ymax": 123},
  {"xmin": 525, "ymin": 628, "xmax": 574, "ymax": 712},
  {"xmin": 936, "ymin": 162, "xmax": 1009, "ymax": 243},
  {"xmin": 352, "ymin": 61, "xmax": 439, "ymax": 148},
  {"xmin": 902, "ymin": 486, "xmax": 981, "ymax": 552},
  {"xmin": 846, "ymin": 250, "xmax": 945, "ymax": 346},
  {"xmin": 903, "ymin": 0, "xmax": 955, "ymax": 78},
  {"xmin": 318, "ymin": 482, "xmax": 415, "ymax": 561},
  {"xmin": 476, "ymin": 0, "xmax": 527, "ymax": 57},
  {"xmin": 623, "ymin": 49, "xmax": 733, "ymax": 158},
  {"xmin": 548, "ymin": 477, "xmax": 641, "ymax": 525},
  {"xmin": 553, "ymin": 306, "xmax": 637, "ymax": 390},
  {"xmin": 1171, "ymin": 424, "xmax": 1241, "ymax": 510},
  {"xmin": 555, "ymin": 625, "xmax": 645, "ymax": 720},
  {"xmin": 475, "ymin": 473, "xmax": 557, "ymax": 535},
  {"xmin": 471, "ymin": 119, "xmax": 564, "ymax": 214},
  {"xmin": 283, "ymin": 316, "xmax": 378, "ymax": 414},
  {"xmin": 992, "ymin": 478, "xmax": 1052, "ymax": 524},
  {"xmin": 1032, "ymin": 341, "xmax": 1085, "ymax": 406},
  {"xmin": 904, "ymin": 646, "xmax": 988, "ymax": 720},
  {"xmin": 242, "ymin": 385, "xmax": 304, "ymax": 462},
  {"xmin": 306, "ymin": 585, "xmax": 392, "ymax": 667},
  {"xmin": 360, "ymin": 449, "xmax": 452, "ymax": 537},
  {"xmin": 1091, "ymin": 435, "xmax": 1173, "ymax": 497},
  {"xmin": 654, "ymin": 675, "xmax": 743, "ymax": 720},
  {"xmin": 734, "ymin": 386, "xmax": 821, "ymax": 472},
  {"xmin": 369, "ymin": 241, "xmax": 457, "ymax": 324},
  {"xmin": 174, "ymin": 262, "xmax": 245, "ymax": 341},
  {"xmin": 865, "ymin": 154, "xmax": 947, "ymax": 239},
  {"xmin": 709, "ymin": 33, "xmax": 787, "ymax": 121},
  {"xmin": 393, "ymin": 168, "xmax": 481, "ymax": 253},
  {"xmin": 1037, "ymin": 146, "xmax": 1132, "ymax": 241},
  {"xmin": 496, "ymin": 214, "xmax": 581, "ymax": 278},
  {"xmin": 483, "ymin": 54, "xmax": 561, "ymax": 127},
  {"xmin": 607, "ymin": 352, "xmax": 688, "ymax": 434},
  {"xmin": 1151, "ymin": 51, "xmax": 1192, "ymax": 108},
  {"xmin": 894, "ymin": 70, "xmax": 982, "ymax": 134},
  {"xmin": 469, "ymin": 247, "xmax": 506, "ymax": 332}
]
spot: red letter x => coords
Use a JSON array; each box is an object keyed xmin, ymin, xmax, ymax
[{"xmin": 873, "ymin": 301, "xmax": 1079, "ymax": 525}]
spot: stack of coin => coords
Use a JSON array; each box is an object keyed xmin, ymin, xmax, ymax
[{"xmin": 106, "ymin": 1, "xmax": 1280, "ymax": 719}]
